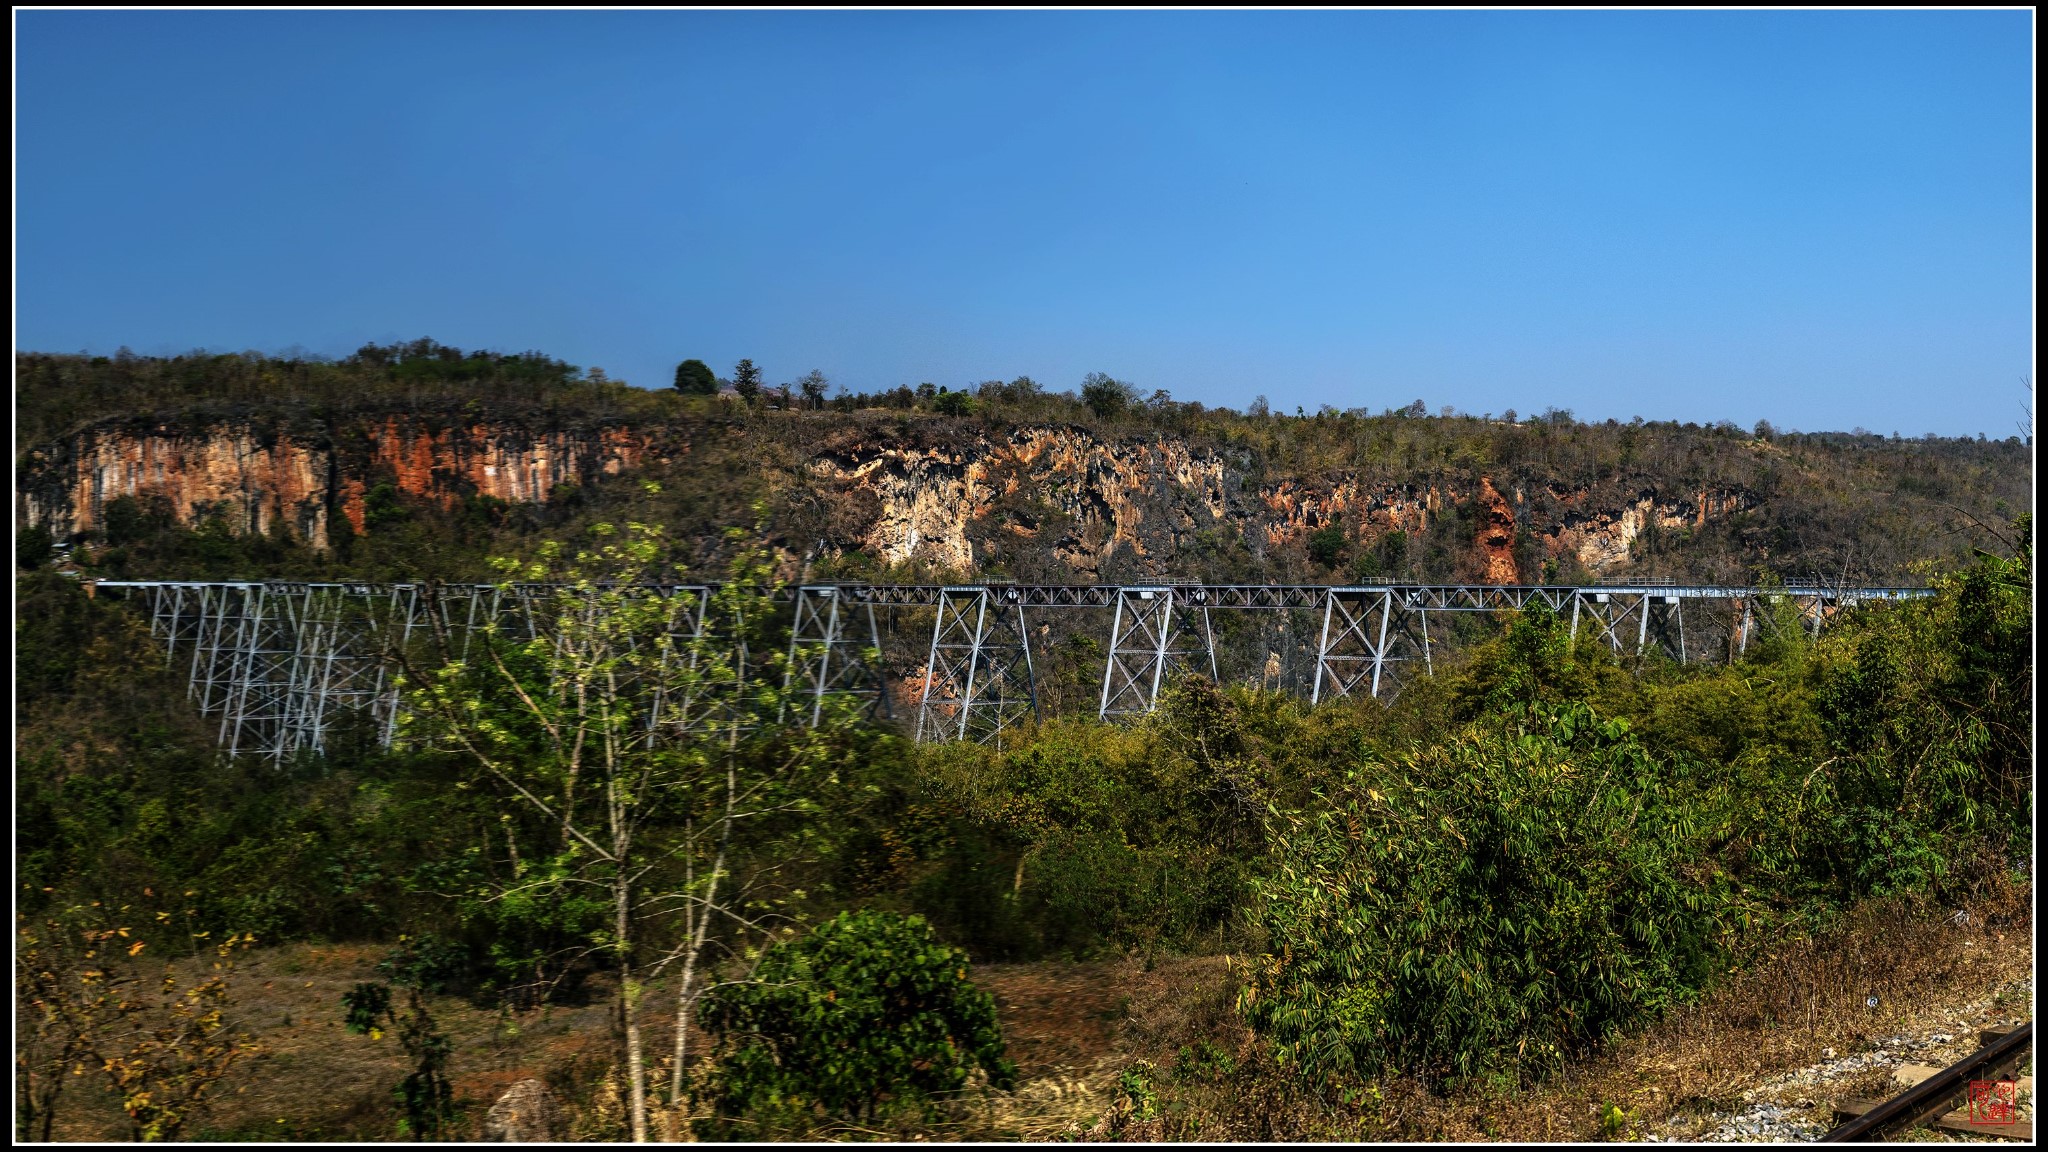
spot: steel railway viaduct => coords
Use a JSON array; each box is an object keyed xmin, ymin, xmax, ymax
[{"xmin": 91, "ymin": 578, "xmax": 1930, "ymax": 763}]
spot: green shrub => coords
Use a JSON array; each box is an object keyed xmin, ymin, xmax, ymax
[
  {"xmin": 1306, "ymin": 524, "xmax": 1347, "ymax": 568},
  {"xmin": 931, "ymin": 389, "xmax": 975, "ymax": 417},
  {"xmin": 1239, "ymin": 700, "xmax": 1745, "ymax": 1085},
  {"xmin": 698, "ymin": 910, "xmax": 1016, "ymax": 1129}
]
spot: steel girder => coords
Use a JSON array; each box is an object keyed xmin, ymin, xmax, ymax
[
  {"xmin": 913, "ymin": 586, "xmax": 1038, "ymax": 744},
  {"xmin": 95, "ymin": 579, "xmax": 1934, "ymax": 757},
  {"xmin": 784, "ymin": 585, "xmax": 890, "ymax": 727},
  {"xmin": 1098, "ymin": 587, "xmax": 1218, "ymax": 720},
  {"xmin": 1313, "ymin": 587, "xmax": 1435, "ymax": 702}
]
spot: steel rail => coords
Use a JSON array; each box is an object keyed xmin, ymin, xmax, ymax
[
  {"xmin": 92, "ymin": 579, "xmax": 1936, "ymax": 609},
  {"xmin": 1819, "ymin": 1022, "xmax": 2033, "ymax": 1142}
]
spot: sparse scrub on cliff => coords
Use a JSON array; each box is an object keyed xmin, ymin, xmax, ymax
[{"xmin": 19, "ymin": 343, "xmax": 2031, "ymax": 588}]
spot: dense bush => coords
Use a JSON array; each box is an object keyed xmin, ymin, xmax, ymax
[
  {"xmin": 1239, "ymin": 701, "xmax": 1745, "ymax": 1083},
  {"xmin": 697, "ymin": 910, "xmax": 1015, "ymax": 1130},
  {"xmin": 1231, "ymin": 528, "xmax": 2030, "ymax": 1089}
]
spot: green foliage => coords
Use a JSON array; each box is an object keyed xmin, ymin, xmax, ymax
[
  {"xmin": 732, "ymin": 358, "xmax": 762, "ymax": 402},
  {"xmin": 1114, "ymin": 1061, "xmax": 1161, "ymax": 1121},
  {"xmin": 1240, "ymin": 701, "xmax": 1743, "ymax": 1085},
  {"xmin": 340, "ymin": 983, "xmax": 391, "ymax": 1036},
  {"xmin": 18, "ymin": 522, "xmax": 56, "ymax": 568},
  {"xmin": 900, "ymin": 680, "xmax": 1268, "ymax": 960},
  {"xmin": 1306, "ymin": 523, "xmax": 1348, "ymax": 568},
  {"xmin": 1448, "ymin": 599, "xmax": 1617, "ymax": 719},
  {"xmin": 698, "ymin": 910, "xmax": 1015, "ymax": 1128},
  {"xmin": 1795, "ymin": 527, "xmax": 2034, "ymax": 896},
  {"xmin": 1080, "ymin": 372, "xmax": 1138, "ymax": 420},
  {"xmin": 1172, "ymin": 1040, "xmax": 1237, "ymax": 1084},
  {"xmin": 337, "ymin": 982, "xmax": 456, "ymax": 1138},
  {"xmin": 673, "ymin": 358, "xmax": 717, "ymax": 395},
  {"xmin": 1233, "ymin": 537, "xmax": 2031, "ymax": 1091},
  {"xmin": 931, "ymin": 388, "xmax": 975, "ymax": 417}
]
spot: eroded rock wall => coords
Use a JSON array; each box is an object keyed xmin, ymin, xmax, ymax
[
  {"xmin": 19, "ymin": 417, "xmax": 1752, "ymax": 581},
  {"xmin": 18, "ymin": 419, "xmax": 653, "ymax": 549}
]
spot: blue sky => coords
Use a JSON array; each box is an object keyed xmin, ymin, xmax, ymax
[{"xmin": 15, "ymin": 10, "xmax": 2034, "ymax": 435}]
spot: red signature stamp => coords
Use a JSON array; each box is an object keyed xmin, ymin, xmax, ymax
[{"xmin": 1966, "ymin": 1079, "xmax": 2018, "ymax": 1125}]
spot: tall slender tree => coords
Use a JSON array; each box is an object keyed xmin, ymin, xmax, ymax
[
  {"xmin": 395, "ymin": 498, "xmax": 860, "ymax": 1141},
  {"xmin": 732, "ymin": 359, "xmax": 762, "ymax": 404}
]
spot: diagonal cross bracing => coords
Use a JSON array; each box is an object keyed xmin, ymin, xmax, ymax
[
  {"xmin": 1098, "ymin": 586, "xmax": 1217, "ymax": 720},
  {"xmin": 92, "ymin": 580, "xmax": 1932, "ymax": 757},
  {"xmin": 1313, "ymin": 587, "xmax": 1434, "ymax": 702},
  {"xmin": 784, "ymin": 585, "xmax": 891, "ymax": 727},
  {"xmin": 914, "ymin": 586, "xmax": 1038, "ymax": 744}
]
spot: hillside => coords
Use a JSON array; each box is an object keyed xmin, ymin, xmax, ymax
[
  {"xmin": 14, "ymin": 342, "xmax": 2033, "ymax": 1144},
  {"xmin": 13, "ymin": 343, "xmax": 2033, "ymax": 587}
]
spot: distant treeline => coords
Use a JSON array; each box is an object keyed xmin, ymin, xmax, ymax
[{"xmin": 17, "ymin": 340, "xmax": 2031, "ymax": 451}]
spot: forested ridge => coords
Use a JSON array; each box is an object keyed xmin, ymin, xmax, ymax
[
  {"xmin": 14, "ymin": 341, "xmax": 2033, "ymax": 590},
  {"xmin": 13, "ymin": 341, "xmax": 2035, "ymax": 1141}
]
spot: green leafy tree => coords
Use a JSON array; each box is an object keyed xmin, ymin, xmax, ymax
[
  {"xmin": 18, "ymin": 522, "xmax": 56, "ymax": 568},
  {"xmin": 1238, "ymin": 701, "xmax": 1743, "ymax": 1086},
  {"xmin": 396, "ymin": 500, "xmax": 861, "ymax": 1139},
  {"xmin": 1804, "ymin": 521, "xmax": 2033, "ymax": 896},
  {"xmin": 1306, "ymin": 524, "xmax": 1347, "ymax": 568},
  {"xmin": 1080, "ymin": 372, "xmax": 1138, "ymax": 420},
  {"xmin": 931, "ymin": 389, "xmax": 975, "ymax": 417},
  {"xmin": 673, "ymin": 359, "xmax": 717, "ymax": 396},
  {"xmin": 698, "ymin": 910, "xmax": 1015, "ymax": 1128}
]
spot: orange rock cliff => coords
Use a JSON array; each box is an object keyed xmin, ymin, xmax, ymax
[{"xmin": 17, "ymin": 417, "xmax": 1751, "ymax": 581}]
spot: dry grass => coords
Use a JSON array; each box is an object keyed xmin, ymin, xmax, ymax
[
  {"xmin": 1054, "ymin": 879, "xmax": 2035, "ymax": 1143},
  {"xmin": 31, "ymin": 877, "xmax": 2031, "ymax": 1142}
]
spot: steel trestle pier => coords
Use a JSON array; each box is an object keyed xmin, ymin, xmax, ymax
[{"xmin": 90, "ymin": 579, "xmax": 1931, "ymax": 760}]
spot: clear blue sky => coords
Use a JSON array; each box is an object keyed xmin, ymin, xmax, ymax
[{"xmin": 15, "ymin": 10, "xmax": 2034, "ymax": 436}]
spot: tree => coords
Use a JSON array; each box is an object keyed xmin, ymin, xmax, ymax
[
  {"xmin": 1306, "ymin": 523, "xmax": 1348, "ymax": 568},
  {"xmin": 17, "ymin": 522, "xmax": 54, "ymax": 569},
  {"xmin": 931, "ymin": 389, "xmax": 975, "ymax": 417},
  {"xmin": 1081, "ymin": 372, "xmax": 1138, "ymax": 420},
  {"xmin": 16, "ymin": 911, "xmax": 258, "ymax": 1142},
  {"xmin": 795, "ymin": 370, "xmax": 829, "ymax": 410},
  {"xmin": 698, "ymin": 910, "xmax": 1015, "ymax": 1129},
  {"xmin": 1239, "ymin": 701, "xmax": 1739, "ymax": 1085},
  {"xmin": 674, "ymin": 359, "xmax": 717, "ymax": 396},
  {"xmin": 396, "ymin": 501, "xmax": 860, "ymax": 1141},
  {"xmin": 733, "ymin": 359, "xmax": 763, "ymax": 404}
]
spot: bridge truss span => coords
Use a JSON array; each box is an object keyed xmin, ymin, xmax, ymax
[{"xmin": 90, "ymin": 579, "xmax": 1931, "ymax": 760}]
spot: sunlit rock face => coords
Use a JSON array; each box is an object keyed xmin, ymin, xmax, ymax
[
  {"xmin": 18, "ymin": 418, "xmax": 652, "ymax": 549},
  {"xmin": 19, "ymin": 416, "xmax": 1750, "ymax": 582}
]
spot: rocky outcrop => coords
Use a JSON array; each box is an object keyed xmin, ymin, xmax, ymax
[
  {"xmin": 1541, "ymin": 487, "xmax": 1755, "ymax": 573},
  {"xmin": 17, "ymin": 418, "xmax": 655, "ymax": 549},
  {"xmin": 481, "ymin": 1078, "xmax": 561, "ymax": 1142},
  {"xmin": 18, "ymin": 416, "xmax": 1754, "ymax": 581},
  {"xmin": 805, "ymin": 428, "xmax": 1232, "ymax": 572}
]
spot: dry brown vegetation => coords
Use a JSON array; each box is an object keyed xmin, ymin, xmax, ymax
[{"xmin": 35, "ymin": 876, "xmax": 2029, "ymax": 1142}]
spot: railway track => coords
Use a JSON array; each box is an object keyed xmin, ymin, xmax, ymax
[{"xmin": 1822, "ymin": 1022, "xmax": 2032, "ymax": 1142}]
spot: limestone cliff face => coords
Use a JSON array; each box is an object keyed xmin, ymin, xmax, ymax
[
  {"xmin": 802, "ymin": 426, "xmax": 1753, "ymax": 580},
  {"xmin": 1540, "ymin": 486, "xmax": 1755, "ymax": 574},
  {"xmin": 18, "ymin": 418, "xmax": 653, "ymax": 549},
  {"xmin": 806, "ymin": 428, "xmax": 1232, "ymax": 572},
  {"xmin": 19, "ymin": 416, "xmax": 1752, "ymax": 581}
]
